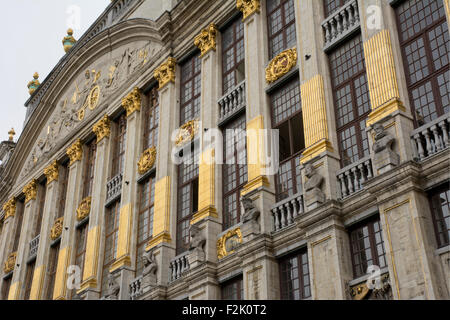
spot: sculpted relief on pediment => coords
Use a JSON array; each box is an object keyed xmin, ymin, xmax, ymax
[{"xmin": 18, "ymin": 41, "xmax": 160, "ymax": 181}]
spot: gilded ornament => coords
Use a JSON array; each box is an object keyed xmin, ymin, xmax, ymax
[
  {"xmin": 175, "ymin": 120, "xmax": 200, "ymax": 147},
  {"xmin": 62, "ymin": 28, "xmax": 77, "ymax": 53},
  {"xmin": 93, "ymin": 115, "xmax": 111, "ymax": 142},
  {"xmin": 122, "ymin": 87, "xmax": 141, "ymax": 117},
  {"xmin": 23, "ymin": 179, "xmax": 37, "ymax": 203},
  {"xmin": 67, "ymin": 139, "xmax": 83, "ymax": 165},
  {"xmin": 265, "ymin": 48, "xmax": 297, "ymax": 83},
  {"xmin": 154, "ymin": 57, "xmax": 176, "ymax": 89},
  {"xmin": 50, "ymin": 217, "xmax": 64, "ymax": 240},
  {"xmin": 236, "ymin": 0, "xmax": 260, "ymax": 21},
  {"xmin": 217, "ymin": 227, "xmax": 242, "ymax": 259},
  {"xmin": 2, "ymin": 198, "xmax": 16, "ymax": 220},
  {"xmin": 27, "ymin": 72, "xmax": 40, "ymax": 95},
  {"xmin": 3, "ymin": 252, "xmax": 17, "ymax": 274},
  {"xmin": 87, "ymin": 85, "xmax": 100, "ymax": 110},
  {"xmin": 76, "ymin": 197, "xmax": 92, "ymax": 221},
  {"xmin": 137, "ymin": 146, "xmax": 157, "ymax": 175},
  {"xmin": 44, "ymin": 160, "xmax": 59, "ymax": 184},
  {"xmin": 350, "ymin": 282, "xmax": 370, "ymax": 300},
  {"xmin": 194, "ymin": 23, "xmax": 218, "ymax": 57},
  {"xmin": 8, "ymin": 128, "xmax": 15, "ymax": 141}
]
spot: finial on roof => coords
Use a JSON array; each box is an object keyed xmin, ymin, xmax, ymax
[
  {"xmin": 27, "ymin": 72, "xmax": 40, "ymax": 95},
  {"xmin": 63, "ymin": 28, "xmax": 77, "ymax": 53},
  {"xmin": 8, "ymin": 128, "xmax": 15, "ymax": 142}
]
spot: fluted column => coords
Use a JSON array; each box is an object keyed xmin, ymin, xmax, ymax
[{"xmin": 53, "ymin": 140, "xmax": 84, "ymax": 300}]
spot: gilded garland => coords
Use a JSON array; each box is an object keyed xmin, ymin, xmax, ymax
[
  {"xmin": 217, "ymin": 227, "xmax": 242, "ymax": 259},
  {"xmin": 50, "ymin": 217, "xmax": 64, "ymax": 240},
  {"xmin": 175, "ymin": 120, "xmax": 200, "ymax": 147},
  {"xmin": 77, "ymin": 197, "xmax": 92, "ymax": 221},
  {"xmin": 138, "ymin": 147, "xmax": 157, "ymax": 175},
  {"xmin": 265, "ymin": 48, "xmax": 297, "ymax": 83}
]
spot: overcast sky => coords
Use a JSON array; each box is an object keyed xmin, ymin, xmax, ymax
[{"xmin": 0, "ymin": 0, "xmax": 110, "ymax": 142}]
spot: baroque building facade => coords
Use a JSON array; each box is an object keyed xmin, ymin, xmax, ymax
[{"xmin": 0, "ymin": 0, "xmax": 449, "ymax": 300}]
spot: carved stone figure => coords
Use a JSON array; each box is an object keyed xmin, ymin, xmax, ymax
[
  {"xmin": 142, "ymin": 249, "xmax": 157, "ymax": 288},
  {"xmin": 188, "ymin": 224, "xmax": 207, "ymax": 267},
  {"xmin": 240, "ymin": 195, "xmax": 261, "ymax": 238},
  {"xmin": 372, "ymin": 122, "xmax": 399, "ymax": 174},
  {"xmin": 304, "ymin": 163, "xmax": 326, "ymax": 210},
  {"xmin": 105, "ymin": 273, "xmax": 120, "ymax": 300}
]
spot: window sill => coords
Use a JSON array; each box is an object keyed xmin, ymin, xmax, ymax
[{"xmin": 348, "ymin": 266, "xmax": 389, "ymax": 287}]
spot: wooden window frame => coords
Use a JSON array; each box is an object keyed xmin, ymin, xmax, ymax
[
  {"xmin": 111, "ymin": 113, "xmax": 127, "ymax": 177},
  {"xmin": 12, "ymin": 200, "xmax": 25, "ymax": 252},
  {"xmin": 82, "ymin": 140, "xmax": 97, "ymax": 198},
  {"xmin": 23, "ymin": 260, "xmax": 36, "ymax": 300},
  {"xmin": 267, "ymin": 0, "xmax": 297, "ymax": 59},
  {"xmin": 180, "ymin": 54, "xmax": 201, "ymax": 125},
  {"xmin": 71, "ymin": 221, "xmax": 88, "ymax": 299},
  {"xmin": 221, "ymin": 276, "xmax": 244, "ymax": 300},
  {"xmin": 323, "ymin": 0, "xmax": 351, "ymax": 17},
  {"xmin": 429, "ymin": 184, "xmax": 450, "ymax": 248},
  {"xmin": 279, "ymin": 249, "xmax": 311, "ymax": 300},
  {"xmin": 44, "ymin": 241, "xmax": 60, "ymax": 300},
  {"xmin": 57, "ymin": 162, "xmax": 69, "ymax": 219},
  {"xmin": 143, "ymin": 86, "xmax": 159, "ymax": 151}
]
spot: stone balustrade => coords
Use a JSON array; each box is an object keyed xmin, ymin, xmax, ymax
[
  {"xmin": 218, "ymin": 80, "xmax": 246, "ymax": 124},
  {"xmin": 169, "ymin": 251, "xmax": 190, "ymax": 282},
  {"xmin": 411, "ymin": 114, "xmax": 450, "ymax": 161},
  {"xmin": 106, "ymin": 173, "xmax": 123, "ymax": 206},
  {"xmin": 337, "ymin": 155, "xmax": 373, "ymax": 199},
  {"xmin": 29, "ymin": 234, "xmax": 40, "ymax": 259},
  {"xmin": 129, "ymin": 275, "xmax": 143, "ymax": 300},
  {"xmin": 271, "ymin": 192, "xmax": 304, "ymax": 232},
  {"xmin": 322, "ymin": 0, "xmax": 360, "ymax": 52}
]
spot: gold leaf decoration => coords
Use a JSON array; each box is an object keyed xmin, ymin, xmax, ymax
[
  {"xmin": 3, "ymin": 252, "xmax": 17, "ymax": 274},
  {"xmin": 76, "ymin": 197, "xmax": 92, "ymax": 221},
  {"xmin": 137, "ymin": 147, "xmax": 157, "ymax": 175},
  {"xmin": 154, "ymin": 57, "xmax": 176, "ymax": 89},
  {"xmin": 175, "ymin": 120, "xmax": 200, "ymax": 147},
  {"xmin": 194, "ymin": 23, "xmax": 218, "ymax": 57},
  {"xmin": 23, "ymin": 179, "xmax": 37, "ymax": 203},
  {"xmin": 122, "ymin": 87, "xmax": 141, "ymax": 117},
  {"xmin": 265, "ymin": 48, "xmax": 297, "ymax": 83},
  {"xmin": 92, "ymin": 115, "xmax": 111, "ymax": 143},
  {"xmin": 44, "ymin": 160, "xmax": 59, "ymax": 184},
  {"xmin": 50, "ymin": 217, "xmax": 64, "ymax": 240},
  {"xmin": 236, "ymin": 0, "xmax": 261, "ymax": 21},
  {"xmin": 67, "ymin": 139, "xmax": 83, "ymax": 165},
  {"xmin": 217, "ymin": 227, "xmax": 242, "ymax": 259}
]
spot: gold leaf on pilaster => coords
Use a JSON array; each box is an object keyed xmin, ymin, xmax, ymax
[
  {"xmin": 23, "ymin": 179, "xmax": 37, "ymax": 203},
  {"xmin": 67, "ymin": 139, "xmax": 83, "ymax": 165},
  {"xmin": 92, "ymin": 114, "xmax": 111, "ymax": 143},
  {"xmin": 265, "ymin": 48, "xmax": 297, "ymax": 83},
  {"xmin": 137, "ymin": 146, "xmax": 157, "ymax": 175},
  {"xmin": 237, "ymin": 0, "xmax": 260, "ymax": 21},
  {"xmin": 194, "ymin": 23, "xmax": 218, "ymax": 57},
  {"xmin": 2, "ymin": 198, "xmax": 16, "ymax": 220},
  {"xmin": 121, "ymin": 87, "xmax": 141, "ymax": 117},
  {"xmin": 154, "ymin": 57, "xmax": 176, "ymax": 90},
  {"xmin": 44, "ymin": 160, "xmax": 59, "ymax": 184}
]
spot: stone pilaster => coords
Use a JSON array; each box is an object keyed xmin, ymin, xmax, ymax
[
  {"xmin": 0, "ymin": 199, "xmax": 17, "ymax": 296},
  {"xmin": 78, "ymin": 116, "xmax": 111, "ymax": 299},
  {"xmin": 29, "ymin": 163, "xmax": 61, "ymax": 300},
  {"xmin": 53, "ymin": 140, "xmax": 84, "ymax": 300}
]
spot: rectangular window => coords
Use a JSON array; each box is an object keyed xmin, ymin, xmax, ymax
[
  {"xmin": 176, "ymin": 149, "xmax": 199, "ymax": 255},
  {"xmin": 269, "ymin": 76, "xmax": 304, "ymax": 201},
  {"xmin": 44, "ymin": 242, "xmax": 60, "ymax": 300},
  {"xmin": 279, "ymin": 249, "xmax": 311, "ymax": 300},
  {"xmin": 136, "ymin": 176, "xmax": 155, "ymax": 275},
  {"xmin": 222, "ymin": 16, "xmax": 245, "ymax": 94},
  {"xmin": 180, "ymin": 55, "xmax": 201, "ymax": 125},
  {"xmin": 329, "ymin": 34, "xmax": 370, "ymax": 167},
  {"xmin": 267, "ymin": 0, "xmax": 297, "ymax": 59},
  {"xmin": 112, "ymin": 114, "xmax": 127, "ymax": 177},
  {"xmin": 221, "ymin": 276, "xmax": 244, "ymax": 300},
  {"xmin": 1, "ymin": 276, "xmax": 12, "ymax": 300},
  {"xmin": 323, "ymin": 0, "xmax": 351, "ymax": 17},
  {"xmin": 429, "ymin": 185, "xmax": 450, "ymax": 248},
  {"xmin": 23, "ymin": 260, "xmax": 36, "ymax": 300},
  {"xmin": 83, "ymin": 140, "xmax": 97, "ymax": 198},
  {"xmin": 349, "ymin": 216, "xmax": 387, "ymax": 278},
  {"xmin": 395, "ymin": 0, "xmax": 448, "ymax": 126},
  {"xmin": 143, "ymin": 86, "xmax": 159, "ymax": 151},
  {"xmin": 57, "ymin": 162, "xmax": 69, "ymax": 219},
  {"xmin": 222, "ymin": 115, "xmax": 248, "ymax": 230},
  {"xmin": 71, "ymin": 222, "xmax": 88, "ymax": 299},
  {"xmin": 12, "ymin": 200, "xmax": 25, "ymax": 252},
  {"xmin": 101, "ymin": 200, "xmax": 121, "ymax": 295},
  {"xmin": 34, "ymin": 180, "xmax": 47, "ymax": 237}
]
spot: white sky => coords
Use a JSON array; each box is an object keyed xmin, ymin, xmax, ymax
[{"xmin": 0, "ymin": 0, "xmax": 110, "ymax": 142}]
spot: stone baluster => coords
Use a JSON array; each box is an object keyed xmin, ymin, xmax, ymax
[
  {"xmin": 339, "ymin": 174, "xmax": 348, "ymax": 198},
  {"xmin": 439, "ymin": 120, "xmax": 449, "ymax": 148},
  {"xmin": 280, "ymin": 205, "xmax": 286, "ymax": 229},
  {"xmin": 345, "ymin": 171, "xmax": 354, "ymax": 194},
  {"xmin": 285, "ymin": 203, "xmax": 293, "ymax": 225},
  {"xmin": 291, "ymin": 199, "xmax": 298, "ymax": 219},
  {"xmin": 431, "ymin": 125, "xmax": 442, "ymax": 152},
  {"xmin": 351, "ymin": 167, "xmax": 359, "ymax": 191},
  {"xmin": 424, "ymin": 130, "xmax": 433, "ymax": 156}
]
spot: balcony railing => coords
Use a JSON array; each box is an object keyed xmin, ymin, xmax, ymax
[
  {"xmin": 29, "ymin": 235, "xmax": 40, "ymax": 259},
  {"xmin": 218, "ymin": 80, "xmax": 246, "ymax": 124},
  {"xmin": 271, "ymin": 192, "xmax": 304, "ymax": 232},
  {"xmin": 322, "ymin": 0, "xmax": 360, "ymax": 52},
  {"xmin": 169, "ymin": 251, "xmax": 190, "ymax": 282},
  {"xmin": 337, "ymin": 155, "xmax": 373, "ymax": 199},
  {"xmin": 129, "ymin": 275, "xmax": 143, "ymax": 300},
  {"xmin": 411, "ymin": 114, "xmax": 450, "ymax": 161},
  {"xmin": 106, "ymin": 173, "xmax": 123, "ymax": 205}
]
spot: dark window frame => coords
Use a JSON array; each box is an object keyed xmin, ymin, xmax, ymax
[
  {"xmin": 143, "ymin": 86, "xmax": 159, "ymax": 151},
  {"xmin": 23, "ymin": 260, "xmax": 36, "ymax": 300},
  {"xmin": 12, "ymin": 200, "xmax": 25, "ymax": 252},
  {"xmin": 34, "ymin": 180, "xmax": 47, "ymax": 237},
  {"xmin": 44, "ymin": 241, "xmax": 60, "ymax": 300},
  {"xmin": 267, "ymin": 0, "xmax": 297, "ymax": 59},
  {"xmin": 111, "ymin": 113, "xmax": 127, "ymax": 177},
  {"xmin": 71, "ymin": 220, "xmax": 88, "ymax": 299},
  {"xmin": 82, "ymin": 140, "xmax": 97, "ymax": 198},
  {"xmin": 323, "ymin": 0, "xmax": 351, "ymax": 17},
  {"xmin": 180, "ymin": 54, "xmax": 201, "ymax": 125},
  {"xmin": 428, "ymin": 184, "xmax": 450, "ymax": 248},
  {"xmin": 221, "ymin": 275, "xmax": 244, "ymax": 300},
  {"xmin": 279, "ymin": 248, "xmax": 311, "ymax": 300},
  {"xmin": 57, "ymin": 162, "xmax": 69, "ymax": 219}
]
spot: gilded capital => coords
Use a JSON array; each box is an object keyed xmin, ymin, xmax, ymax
[
  {"xmin": 93, "ymin": 114, "xmax": 111, "ymax": 142},
  {"xmin": 23, "ymin": 179, "xmax": 37, "ymax": 203},
  {"xmin": 44, "ymin": 160, "xmax": 59, "ymax": 184},
  {"xmin": 67, "ymin": 139, "xmax": 83, "ymax": 165},
  {"xmin": 122, "ymin": 87, "xmax": 141, "ymax": 117},
  {"xmin": 138, "ymin": 147, "xmax": 157, "ymax": 175},
  {"xmin": 3, "ymin": 198, "xmax": 16, "ymax": 220},
  {"xmin": 194, "ymin": 23, "xmax": 218, "ymax": 57},
  {"xmin": 237, "ymin": 0, "xmax": 260, "ymax": 21},
  {"xmin": 154, "ymin": 57, "xmax": 176, "ymax": 89},
  {"xmin": 265, "ymin": 48, "xmax": 297, "ymax": 83}
]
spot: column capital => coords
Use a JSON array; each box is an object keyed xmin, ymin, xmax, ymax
[
  {"xmin": 66, "ymin": 139, "xmax": 83, "ymax": 165},
  {"xmin": 237, "ymin": 0, "xmax": 260, "ymax": 21},
  {"xmin": 3, "ymin": 198, "xmax": 16, "ymax": 220},
  {"xmin": 23, "ymin": 179, "xmax": 37, "ymax": 203},
  {"xmin": 92, "ymin": 114, "xmax": 111, "ymax": 143},
  {"xmin": 194, "ymin": 23, "xmax": 218, "ymax": 57},
  {"xmin": 121, "ymin": 87, "xmax": 141, "ymax": 117},
  {"xmin": 43, "ymin": 160, "xmax": 59, "ymax": 184},
  {"xmin": 154, "ymin": 57, "xmax": 176, "ymax": 90}
]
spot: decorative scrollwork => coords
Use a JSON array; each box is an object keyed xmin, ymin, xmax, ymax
[
  {"xmin": 194, "ymin": 23, "xmax": 218, "ymax": 57},
  {"xmin": 44, "ymin": 160, "xmax": 59, "ymax": 184},
  {"xmin": 265, "ymin": 48, "xmax": 297, "ymax": 83},
  {"xmin": 67, "ymin": 139, "xmax": 83, "ymax": 165},
  {"xmin": 154, "ymin": 57, "xmax": 176, "ymax": 89},
  {"xmin": 175, "ymin": 120, "xmax": 200, "ymax": 147},
  {"xmin": 122, "ymin": 87, "xmax": 141, "ymax": 117},
  {"xmin": 23, "ymin": 179, "xmax": 37, "ymax": 203},
  {"xmin": 2, "ymin": 198, "xmax": 16, "ymax": 220},
  {"xmin": 3, "ymin": 252, "xmax": 17, "ymax": 274},
  {"xmin": 137, "ymin": 147, "xmax": 157, "ymax": 175},
  {"xmin": 92, "ymin": 114, "xmax": 111, "ymax": 143},
  {"xmin": 217, "ymin": 227, "xmax": 242, "ymax": 259},
  {"xmin": 236, "ymin": 0, "xmax": 261, "ymax": 21},
  {"xmin": 76, "ymin": 197, "xmax": 92, "ymax": 221},
  {"xmin": 50, "ymin": 217, "xmax": 64, "ymax": 240}
]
